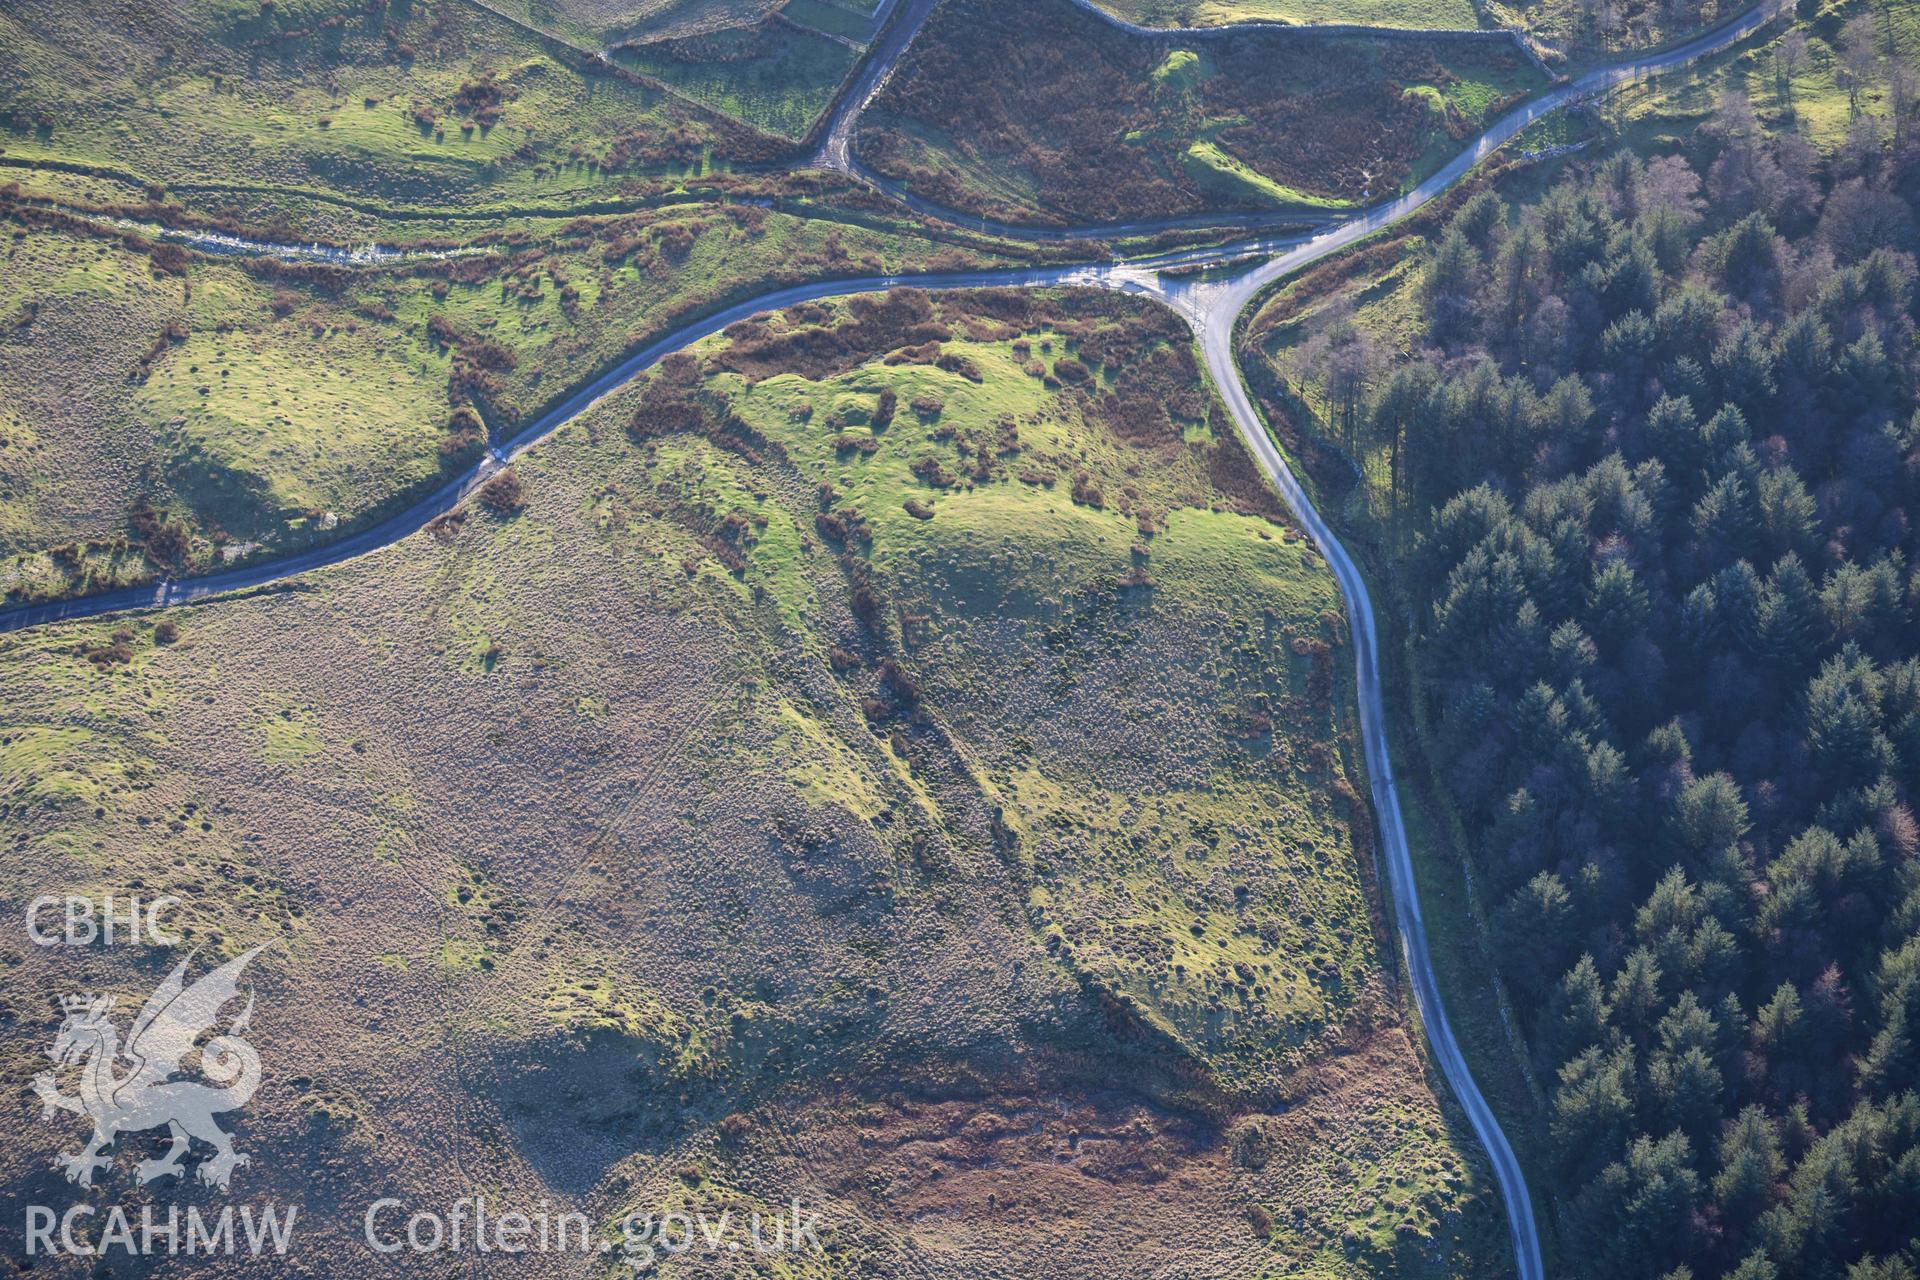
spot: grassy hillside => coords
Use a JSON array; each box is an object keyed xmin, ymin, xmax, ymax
[
  {"xmin": 492, "ymin": 0, "xmax": 786, "ymax": 46},
  {"xmin": 1610, "ymin": 0, "xmax": 1920, "ymax": 151},
  {"xmin": 1487, "ymin": 0, "xmax": 1753, "ymax": 64},
  {"xmin": 0, "ymin": 188, "xmax": 1032, "ymax": 605},
  {"xmin": 0, "ymin": 289, "xmax": 1512, "ymax": 1279},
  {"xmin": 0, "ymin": 0, "xmax": 798, "ymax": 217},
  {"xmin": 608, "ymin": 17, "xmax": 859, "ymax": 142},
  {"xmin": 855, "ymin": 0, "xmax": 1548, "ymax": 225}
]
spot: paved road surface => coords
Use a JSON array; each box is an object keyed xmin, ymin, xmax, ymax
[{"xmin": 813, "ymin": 0, "xmax": 942, "ymax": 170}]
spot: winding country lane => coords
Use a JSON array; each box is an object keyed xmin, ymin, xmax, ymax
[
  {"xmin": 1200, "ymin": 293, "xmax": 1550, "ymax": 1280},
  {"xmin": 0, "ymin": 6, "xmax": 1792, "ymax": 1276},
  {"xmin": 1164, "ymin": 14, "xmax": 1789, "ymax": 1280}
]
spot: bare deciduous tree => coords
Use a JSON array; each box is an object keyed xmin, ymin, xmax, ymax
[
  {"xmin": 1837, "ymin": 14, "xmax": 1882, "ymax": 118},
  {"xmin": 1776, "ymin": 29, "xmax": 1808, "ymax": 109},
  {"xmin": 1889, "ymin": 59, "xmax": 1917, "ymax": 148}
]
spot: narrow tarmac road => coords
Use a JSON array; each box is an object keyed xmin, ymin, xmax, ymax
[{"xmin": 1173, "ymin": 13, "xmax": 1787, "ymax": 1278}]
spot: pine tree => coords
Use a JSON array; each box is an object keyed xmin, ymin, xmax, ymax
[
  {"xmin": 1713, "ymin": 320, "xmax": 1779, "ymax": 412},
  {"xmin": 1612, "ymin": 946, "xmax": 1667, "ymax": 1042},
  {"xmin": 1671, "ymin": 773, "xmax": 1752, "ymax": 866},
  {"xmin": 1584, "ymin": 1131, "xmax": 1704, "ymax": 1272},
  {"xmin": 1643, "ymin": 393, "xmax": 1704, "ymax": 487},
  {"xmin": 1805, "ymin": 645, "xmax": 1893, "ymax": 782},
  {"xmin": 1501, "ymin": 872, "xmax": 1577, "ymax": 1001},
  {"xmin": 1694, "ymin": 473, "xmax": 1763, "ymax": 565},
  {"xmin": 1756, "ymin": 470, "xmax": 1818, "ymax": 562},
  {"xmin": 1714, "ymin": 1106, "xmax": 1786, "ymax": 1225},
  {"xmin": 1760, "ymin": 553, "xmax": 1826, "ymax": 673},
  {"xmin": 1553, "ymin": 1043, "xmax": 1639, "ymax": 1179},
  {"xmin": 1651, "ymin": 1044, "xmax": 1726, "ymax": 1147},
  {"xmin": 1588, "ymin": 560, "xmax": 1652, "ymax": 653},
  {"xmin": 1548, "ymin": 953, "xmax": 1612, "ymax": 1066}
]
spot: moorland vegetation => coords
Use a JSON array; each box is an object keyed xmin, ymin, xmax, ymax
[
  {"xmin": 1, "ymin": 288, "xmax": 1509, "ymax": 1280},
  {"xmin": 854, "ymin": 0, "xmax": 1547, "ymax": 225}
]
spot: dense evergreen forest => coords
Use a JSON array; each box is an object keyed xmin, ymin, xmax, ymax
[{"xmin": 1330, "ymin": 85, "xmax": 1920, "ymax": 1279}]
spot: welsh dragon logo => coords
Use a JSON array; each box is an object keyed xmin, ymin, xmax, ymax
[{"xmin": 32, "ymin": 945, "xmax": 267, "ymax": 1190}]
